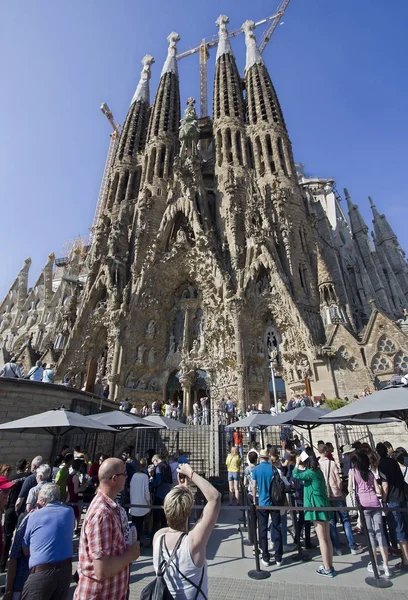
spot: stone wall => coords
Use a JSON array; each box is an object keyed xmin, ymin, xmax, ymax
[{"xmin": 0, "ymin": 378, "xmax": 118, "ymax": 466}]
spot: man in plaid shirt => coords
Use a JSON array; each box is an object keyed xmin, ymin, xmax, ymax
[{"xmin": 74, "ymin": 458, "xmax": 140, "ymax": 599}]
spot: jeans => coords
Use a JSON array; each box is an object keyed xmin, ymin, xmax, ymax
[
  {"xmin": 387, "ymin": 501, "xmax": 408, "ymax": 544},
  {"xmin": 272, "ymin": 511, "xmax": 287, "ymax": 546},
  {"xmin": 329, "ymin": 499, "xmax": 357, "ymax": 551},
  {"xmin": 131, "ymin": 515, "xmax": 146, "ymax": 542},
  {"xmin": 258, "ymin": 508, "xmax": 283, "ymax": 563}
]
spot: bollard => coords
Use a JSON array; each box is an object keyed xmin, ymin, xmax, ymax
[
  {"xmin": 248, "ymin": 503, "xmax": 271, "ymax": 580},
  {"xmin": 358, "ymin": 505, "xmax": 392, "ymax": 589}
]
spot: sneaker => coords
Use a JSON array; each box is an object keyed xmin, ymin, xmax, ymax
[
  {"xmin": 367, "ymin": 562, "xmax": 373, "ymax": 573},
  {"xmin": 261, "ymin": 559, "xmax": 270, "ymax": 567},
  {"xmin": 383, "ymin": 566, "xmax": 391, "ymax": 578},
  {"xmin": 394, "ymin": 561, "xmax": 408, "ymax": 572},
  {"xmin": 316, "ymin": 565, "xmax": 335, "ymax": 578},
  {"xmin": 276, "ymin": 559, "xmax": 284, "ymax": 567},
  {"xmin": 351, "ymin": 547, "xmax": 364, "ymax": 555},
  {"xmin": 334, "ymin": 547, "xmax": 342, "ymax": 556}
]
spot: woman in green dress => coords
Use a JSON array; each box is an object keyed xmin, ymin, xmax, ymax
[{"xmin": 292, "ymin": 452, "xmax": 335, "ymax": 577}]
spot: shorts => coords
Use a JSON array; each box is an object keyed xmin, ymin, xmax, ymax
[{"xmin": 228, "ymin": 472, "xmax": 239, "ymax": 482}]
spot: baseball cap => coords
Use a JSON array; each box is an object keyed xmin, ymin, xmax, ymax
[{"xmin": 0, "ymin": 476, "xmax": 15, "ymax": 490}]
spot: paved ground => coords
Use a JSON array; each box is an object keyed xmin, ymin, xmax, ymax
[{"xmin": 2, "ymin": 507, "xmax": 407, "ymax": 599}]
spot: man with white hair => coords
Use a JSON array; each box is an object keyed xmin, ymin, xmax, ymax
[
  {"xmin": 25, "ymin": 464, "xmax": 51, "ymax": 512},
  {"xmin": 74, "ymin": 457, "xmax": 140, "ymax": 599},
  {"xmin": 21, "ymin": 483, "xmax": 74, "ymax": 599}
]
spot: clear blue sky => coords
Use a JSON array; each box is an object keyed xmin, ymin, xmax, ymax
[{"xmin": 1, "ymin": 0, "xmax": 407, "ymax": 298}]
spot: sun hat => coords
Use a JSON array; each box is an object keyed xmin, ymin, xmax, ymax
[
  {"xmin": 342, "ymin": 444, "xmax": 354, "ymax": 454},
  {"xmin": 0, "ymin": 476, "xmax": 15, "ymax": 490},
  {"xmin": 259, "ymin": 449, "xmax": 270, "ymax": 459}
]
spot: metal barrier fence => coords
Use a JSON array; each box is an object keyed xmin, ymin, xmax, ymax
[{"xmin": 83, "ymin": 499, "xmax": 407, "ymax": 591}]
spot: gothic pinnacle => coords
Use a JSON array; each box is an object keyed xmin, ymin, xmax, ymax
[
  {"xmin": 242, "ymin": 20, "xmax": 264, "ymax": 71},
  {"xmin": 130, "ymin": 54, "xmax": 155, "ymax": 106},
  {"xmin": 161, "ymin": 32, "xmax": 180, "ymax": 77},
  {"xmin": 216, "ymin": 15, "xmax": 233, "ymax": 60}
]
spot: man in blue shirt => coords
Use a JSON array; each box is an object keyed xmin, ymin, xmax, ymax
[
  {"xmin": 22, "ymin": 483, "xmax": 75, "ymax": 599},
  {"xmin": 252, "ymin": 449, "xmax": 283, "ymax": 567}
]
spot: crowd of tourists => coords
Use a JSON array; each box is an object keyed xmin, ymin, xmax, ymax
[
  {"xmin": 231, "ymin": 436, "xmax": 408, "ymax": 579},
  {"xmin": 0, "ymin": 445, "xmax": 221, "ymax": 599}
]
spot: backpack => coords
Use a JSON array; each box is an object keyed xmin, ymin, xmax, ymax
[
  {"xmin": 140, "ymin": 534, "xmax": 206, "ymax": 600},
  {"xmin": 269, "ymin": 467, "xmax": 286, "ymax": 506},
  {"xmin": 160, "ymin": 462, "xmax": 173, "ymax": 485}
]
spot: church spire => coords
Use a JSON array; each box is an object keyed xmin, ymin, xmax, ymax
[
  {"xmin": 369, "ymin": 196, "xmax": 398, "ymax": 244},
  {"xmin": 143, "ymin": 32, "xmax": 181, "ymax": 185},
  {"xmin": 344, "ymin": 188, "xmax": 368, "ymax": 235},
  {"xmin": 213, "ymin": 15, "xmax": 245, "ymax": 124}
]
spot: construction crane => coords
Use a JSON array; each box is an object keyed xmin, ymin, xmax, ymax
[
  {"xmin": 89, "ymin": 103, "xmax": 121, "ymax": 243},
  {"xmin": 176, "ymin": 0, "xmax": 291, "ymax": 118}
]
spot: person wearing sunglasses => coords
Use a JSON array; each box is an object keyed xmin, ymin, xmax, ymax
[{"xmin": 74, "ymin": 458, "xmax": 140, "ymax": 600}]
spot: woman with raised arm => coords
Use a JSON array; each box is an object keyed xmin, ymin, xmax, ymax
[{"xmin": 152, "ymin": 463, "xmax": 221, "ymax": 599}]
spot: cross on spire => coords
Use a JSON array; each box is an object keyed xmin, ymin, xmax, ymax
[
  {"xmin": 215, "ymin": 14, "xmax": 233, "ymax": 60},
  {"xmin": 161, "ymin": 32, "xmax": 180, "ymax": 77},
  {"xmin": 242, "ymin": 19, "xmax": 264, "ymax": 71}
]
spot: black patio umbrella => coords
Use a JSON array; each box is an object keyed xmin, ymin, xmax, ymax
[
  {"xmin": 319, "ymin": 385, "xmax": 408, "ymax": 425},
  {"xmin": 87, "ymin": 411, "xmax": 164, "ymax": 455},
  {"xmin": 0, "ymin": 407, "xmax": 117, "ymax": 461},
  {"xmin": 265, "ymin": 406, "xmax": 331, "ymax": 447},
  {"xmin": 226, "ymin": 413, "xmax": 277, "ymax": 447}
]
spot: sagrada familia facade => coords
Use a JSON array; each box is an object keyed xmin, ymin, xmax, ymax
[{"xmin": 1, "ymin": 16, "xmax": 408, "ymax": 413}]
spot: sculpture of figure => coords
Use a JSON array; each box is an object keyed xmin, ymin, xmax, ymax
[
  {"xmin": 125, "ymin": 373, "xmax": 135, "ymax": 389},
  {"xmin": 179, "ymin": 97, "xmax": 199, "ymax": 159},
  {"xmin": 148, "ymin": 347, "xmax": 155, "ymax": 365},
  {"xmin": 146, "ymin": 320, "xmax": 156, "ymax": 339},
  {"xmin": 256, "ymin": 339, "xmax": 265, "ymax": 356},
  {"xmin": 137, "ymin": 376, "xmax": 147, "ymax": 390},
  {"xmin": 137, "ymin": 344, "xmax": 146, "ymax": 364}
]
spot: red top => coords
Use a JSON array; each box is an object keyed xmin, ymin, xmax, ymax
[{"xmin": 233, "ymin": 431, "xmax": 243, "ymax": 446}]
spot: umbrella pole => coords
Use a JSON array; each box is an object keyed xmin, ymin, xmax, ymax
[
  {"xmin": 261, "ymin": 429, "xmax": 265, "ymax": 448},
  {"xmin": 111, "ymin": 431, "xmax": 117, "ymax": 457},
  {"xmin": 308, "ymin": 425, "xmax": 313, "ymax": 450},
  {"xmin": 92, "ymin": 434, "xmax": 99, "ymax": 461}
]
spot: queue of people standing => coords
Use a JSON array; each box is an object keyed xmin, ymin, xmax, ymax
[
  {"xmin": 0, "ymin": 444, "xmax": 221, "ymax": 599},
  {"xmin": 236, "ymin": 435, "xmax": 408, "ymax": 579}
]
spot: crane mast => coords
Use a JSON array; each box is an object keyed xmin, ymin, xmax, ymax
[{"xmin": 176, "ymin": 0, "xmax": 291, "ymax": 118}]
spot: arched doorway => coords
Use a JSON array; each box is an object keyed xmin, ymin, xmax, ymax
[{"xmin": 166, "ymin": 370, "xmax": 183, "ymax": 404}]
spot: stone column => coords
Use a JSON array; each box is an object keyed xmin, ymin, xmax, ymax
[
  {"xmin": 179, "ymin": 374, "xmax": 193, "ymax": 418},
  {"xmin": 231, "ymin": 299, "xmax": 246, "ymax": 412}
]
